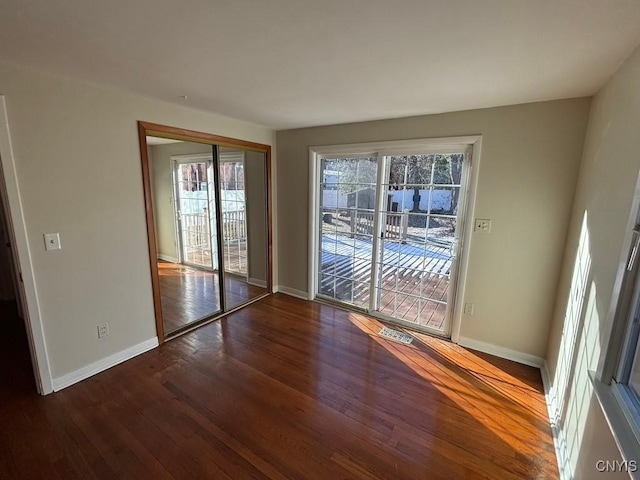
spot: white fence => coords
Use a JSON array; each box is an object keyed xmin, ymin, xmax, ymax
[
  {"xmin": 179, "ymin": 189, "xmax": 246, "ymax": 214},
  {"xmin": 388, "ymin": 189, "xmax": 452, "ymax": 212},
  {"xmin": 322, "ymin": 188, "xmax": 452, "ymax": 211},
  {"xmin": 322, "ymin": 190, "xmax": 349, "ymax": 208}
]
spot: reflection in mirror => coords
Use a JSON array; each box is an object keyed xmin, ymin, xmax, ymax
[
  {"xmin": 147, "ymin": 136, "xmax": 222, "ymax": 334},
  {"xmin": 219, "ymin": 147, "xmax": 268, "ymax": 310},
  {"xmin": 141, "ymin": 124, "xmax": 272, "ymax": 341}
]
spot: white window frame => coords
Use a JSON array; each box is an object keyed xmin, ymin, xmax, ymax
[
  {"xmin": 308, "ymin": 135, "xmax": 482, "ymax": 342},
  {"xmin": 593, "ymin": 172, "xmax": 640, "ymax": 472},
  {"xmin": 171, "ymin": 153, "xmax": 217, "ymax": 269}
]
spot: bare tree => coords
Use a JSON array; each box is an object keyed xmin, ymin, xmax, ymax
[{"xmin": 326, "ymin": 153, "xmax": 464, "ymax": 214}]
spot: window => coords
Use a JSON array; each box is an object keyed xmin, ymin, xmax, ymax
[
  {"xmin": 595, "ymin": 207, "xmax": 640, "ymax": 465},
  {"xmin": 612, "ymin": 214, "xmax": 640, "ymax": 428}
]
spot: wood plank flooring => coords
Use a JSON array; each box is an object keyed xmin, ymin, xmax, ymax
[
  {"xmin": 158, "ymin": 261, "xmax": 266, "ymax": 334},
  {"xmin": 0, "ymin": 295, "xmax": 558, "ymax": 479},
  {"xmin": 158, "ymin": 262, "xmax": 221, "ymax": 333}
]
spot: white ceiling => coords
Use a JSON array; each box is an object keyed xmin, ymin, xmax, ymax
[{"xmin": 1, "ymin": 1, "xmax": 640, "ymax": 130}]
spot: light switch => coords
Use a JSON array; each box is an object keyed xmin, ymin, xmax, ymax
[{"xmin": 44, "ymin": 233, "xmax": 61, "ymax": 251}]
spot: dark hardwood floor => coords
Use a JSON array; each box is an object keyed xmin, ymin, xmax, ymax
[
  {"xmin": 224, "ymin": 274, "xmax": 266, "ymax": 311},
  {"xmin": 158, "ymin": 261, "xmax": 265, "ymax": 334},
  {"xmin": 0, "ymin": 294, "xmax": 558, "ymax": 479}
]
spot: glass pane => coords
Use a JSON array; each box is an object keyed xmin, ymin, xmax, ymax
[
  {"xmin": 219, "ymin": 147, "xmax": 269, "ymax": 310},
  {"xmin": 433, "ymin": 153, "xmax": 464, "ymax": 185},
  {"xmin": 352, "ymin": 281, "xmax": 371, "ymax": 308},
  {"xmin": 425, "ymin": 186, "xmax": 460, "ymax": 216},
  {"xmin": 419, "ymin": 300, "xmax": 448, "ymax": 329},
  {"xmin": 319, "ymin": 273, "xmax": 337, "ymax": 298},
  {"xmin": 372, "ymin": 152, "xmax": 464, "ymax": 335},
  {"xmin": 175, "ymin": 162, "xmax": 213, "ymax": 269},
  {"xmin": 421, "ymin": 272, "xmax": 449, "ymax": 302},
  {"xmin": 146, "ymin": 137, "xmax": 223, "ymax": 336},
  {"xmin": 357, "ymin": 158, "xmax": 378, "ymax": 184},
  {"xmin": 387, "ymin": 155, "xmax": 434, "ymax": 189},
  {"xmin": 319, "ymin": 157, "xmax": 377, "ymax": 307},
  {"xmin": 219, "ymin": 157, "xmax": 246, "ymax": 276},
  {"xmin": 378, "ymin": 288, "xmax": 397, "ymax": 315},
  {"xmin": 396, "ymin": 294, "xmax": 421, "ymax": 322},
  {"xmin": 628, "ymin": 338, "xmax": 640, "ymax": 396}
]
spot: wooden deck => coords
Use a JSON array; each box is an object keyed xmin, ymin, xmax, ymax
[
  {"xmin": 321, "ymin": 233, "xmax": 452, "ymax": 330},
  {"xmin": 0, "ymin": 295, "xmax": 558, "ymax": 479}
]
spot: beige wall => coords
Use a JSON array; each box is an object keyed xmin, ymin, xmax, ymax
[
  {"xmin": 150, "ymin": 141, "xmax": 213, "ymax": 261},
  {"xmin": 245, "ymin": 150, "xmax": 268, "ymax": 284},
  {"xmin": 276, "ymin": 98, "xmax": 591, "ymax": 358},
  {"xmin": 545, "ymin": 45, "xmax": 640, "ymax": 478},
  {"xmin": 0, "ymin": 60, "xmax": 275, "ymax": 380}
]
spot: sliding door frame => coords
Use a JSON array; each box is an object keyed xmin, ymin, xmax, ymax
[
  {"xmin": 138, "ymin": 121, "xmax": 272, "ymax": 343},
  {"xmin": 171, "ymin": 153, "xmax": 217, "ymax": 270},
  {"xmin": 308, "ymin": 136, "xmax": 482, "ymax": 342},
  {"xmin": 219, "ymin": 151, "xmax": 250, "ymax": 280}
]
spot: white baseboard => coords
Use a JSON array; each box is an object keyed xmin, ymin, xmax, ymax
[
  {"xmin": 541, "ymin": 361, "xmax": 570, "ymax": 480},
  {"xmin": 157, "ymin": 254, "xmax": 178, "ymax": 263},
  {"xmin": 248, "ymin": 278, "xmax": 267, "ymax": 288},
  {"xmin": 457, "ymin": 336, "xmax": 544, "ymax": 368},
  {"xmin": 274, "ymin": 285, "xmax": 309, "ymax": 300},
  {"xmin": 52, "ymin": 337, "xmax": 159, "ymax": 392}
]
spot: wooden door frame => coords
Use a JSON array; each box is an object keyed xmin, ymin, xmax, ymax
[{"xmin": 138, "ymin": 121, "xmax": 273, "ymax": 343}]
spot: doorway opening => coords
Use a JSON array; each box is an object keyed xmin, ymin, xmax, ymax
[
  {"xmin": 309, "ymin": 137, "xmax": 481, "ymax": 339},
  {"xmin": 0, "ymin": 165, "xmax": 38, "ymax": 394},
  {"xmin": 0, "ymin": 95, "xmax": 53, "ymax": 394}
]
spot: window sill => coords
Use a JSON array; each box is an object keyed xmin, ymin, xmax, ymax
[{"xmin": 590, "ymin": 370, "xmax": 640, "ymax": 477}]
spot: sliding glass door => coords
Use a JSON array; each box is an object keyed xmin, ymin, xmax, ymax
[
  {"xmin": 173, "ymin": 156, "xmax": 218, "ymax": 270},
  {"xmin": 219, "ymin": 149, "xmax": 248, "ymax": 279},
  {"xmin": 319, "ymin": 156, "xmax": 378, "ymax": 308},
  {"xmin": 315, "ymin": 149, "xmax": 469, "ymax": 337}
]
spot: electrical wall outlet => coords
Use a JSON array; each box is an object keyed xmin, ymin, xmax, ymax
[
  {"xmin": 97, "ymin": 323, "xmax": 109, "ymax": 339},
  {"xmin": 463, "ymin": 302, "xmax": 474, "ymax": 315},
  {"xmin": 474, "ymin": 219, "xmax": 492, "ymax": 232}
]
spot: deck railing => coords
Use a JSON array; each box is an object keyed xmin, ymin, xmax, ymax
[
  {"xmin": 347, "ymin": 207, "xmax": 409, "ymax": 241},
  {"xmin": 222, "ymin": 210, "xmax": 246, "ymax": 240},
  {"xmin": 182, "ymin": 213, "xmax": 210, "ymax": 249},
  {"xmin": 181, "ymin": 210, "xmax": 246, "ymax": 245}
]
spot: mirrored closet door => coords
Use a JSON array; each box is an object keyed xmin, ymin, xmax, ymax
[
  {"xmin": 139, "ymin": 123, "xmax": 271, "ymax": 341},
  {"xmin": 219, "ymin": 146, "xmax": 268, "ymax": 310}
]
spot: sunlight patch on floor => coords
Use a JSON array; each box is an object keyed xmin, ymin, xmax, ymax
[{"xmin": 347, "ymin": 311, "xmax": 550, "ymax": 456}]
